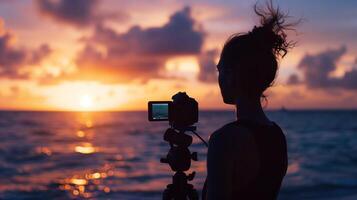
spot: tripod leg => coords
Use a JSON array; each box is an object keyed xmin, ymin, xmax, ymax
[
  {"xmin": 187, "ymin": 188, "xmax": 199, "ymax": 200},
  {"xmin": 163, "ymin": 187, "xmax": 173, "ymax": 200}
]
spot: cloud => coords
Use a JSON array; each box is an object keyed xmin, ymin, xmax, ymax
[
  {"xmin": 58, "ymin": 6, "xmax": 205, "ymax": 83},
  {"xmin": 89, "ymin": 7, "xmax": 204, "ymax": 56},
  {"xmin": 298, "ymin": 46, "xmax": 346, "ymax": 88},
  {"xmin": 198, "ymin": 49, "xmax": 218, "ymax": 83},
  {"xmin": 0, "ymin": 20, "xmax": 51, "ymax": 78},
  {"xmin": 0, "ymin": 32, "xmax": 26, "ymax": 77},
  {"xmin": 30, "ymin": 44, "xmax": 51, "ymax": 64},
  {"xmin": 288, "ymin": 46, "xmax": 357, "ymax": 89},
  {"xmin": 36, "ymin": 0, "xmax": 127, "ymax": 27},
  {"xmin": 287, "ymin": 73, "xmax": 300, "ymax": 85}
]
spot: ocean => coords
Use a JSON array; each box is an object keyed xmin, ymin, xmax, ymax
[{"xmin": 0, "ymin": 110, "xmax": 356, "ymax": 200}]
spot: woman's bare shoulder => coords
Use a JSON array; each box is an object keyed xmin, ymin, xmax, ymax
[
  {"xmin": 208, "ymin": 122, "xmax": 260, "ymax": 181},
  {"xmin": 209, "ymin": 122, "xmax": 255, "ymax": 149}
]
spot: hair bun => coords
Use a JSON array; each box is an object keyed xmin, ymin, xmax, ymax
[{"xmin": 249, "ymin": 1, "xmax": 298, "ymax": 58}]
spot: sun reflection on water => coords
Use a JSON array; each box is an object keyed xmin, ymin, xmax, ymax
[
  {"xmin": 36, "ymin": 147, "xmax": 52, "ymax": 156},
  {"xmin": 75, "ymin": 143, "xmax": 97, "ymax": 154},
  {"xmin": 71, "ymin": 178, "xmax": 87, "ymax": 185},
  {"xmin": 57, "ymin": 112, "xmax": 136, "ymax": 198},
  {"xmin": 59, "ymin": 166, "xmax": 115, "ymax": 198},
  {"xmin": 85, "ymin": 120, "xmax": 93, "ymax": 128},
  {"xmin": 76, "ymin": 130, "xmax": 86, "ymax": 138},
  {"xmin": 76, "ymin": 112, "xmax": 94, "ymax": 129}
]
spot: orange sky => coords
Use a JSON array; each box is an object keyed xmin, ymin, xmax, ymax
[{"xmin": 0, "ymin": 0, "xmax": 357, "ymax": 111}]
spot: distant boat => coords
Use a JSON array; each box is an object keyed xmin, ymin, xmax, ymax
[{"xmin": 280, "ymin": 106, "xmax": 288, "ymax": 112}]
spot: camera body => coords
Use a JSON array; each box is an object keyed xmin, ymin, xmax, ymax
[{"xmin": 148, "ymin": 92, "xmax": 198, "ymax": 128}]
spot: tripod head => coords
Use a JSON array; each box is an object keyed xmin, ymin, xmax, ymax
[{"xmin": 161, "ymin": 127, "xmax": 198, "ymax": 172}]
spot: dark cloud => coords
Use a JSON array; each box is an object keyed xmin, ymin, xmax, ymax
[
  {"xmin": 0, "ymin": 21, "xmax": 51, "ymax": 78},
  {"xmin": 90, "ymin": 7, "xmax": 204, "ymax": 56},
  {"xmin": 30, "ymin": 44, "xmax": 51, "ymax": 64},
  {"xmin": 72, "ymin": 44, "xmax": 163, "ymax": 83},
  {"xmin": 288, "ymin": 46, "xmax": 357, "ymax": 89},
  {"xmin": 287, "ymin": 73, "xmax": 300, "ymax": 85},
  {"xmin": 65, "ymin": 7, "xmax": 205, "ymax": 83},
  {"xmin": 36, "ymin": 0, "xmax": 127, "ymax": 27},
  {"xmin": 198, "ymin": 49, "xmax": 218, "ymax": 83},
  {"xmin": 298, "ymin": 46, "xmax": 346, "ymax": 88},
  {"xmin": 37, "ymin": 0, "xmax": 98, "ymax": 26},
  {"xmin": 0, "ymin": 32, "xmax": 26, "ymax": 77}
]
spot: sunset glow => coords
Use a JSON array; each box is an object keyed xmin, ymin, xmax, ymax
[
  {"xmin": 0, "ymin": 1, "xmax": 356, "ymax": 111},
  {"xmin": 79, "ymin": 95, "xmax": 94, "ymax": 110},
  {"xmin": 3, "ymin": 2, "xmax": 357, "ymax": 200},
  {"xmin": 166, "ymin": 57, "xmax": 199, "ymax": 72}
]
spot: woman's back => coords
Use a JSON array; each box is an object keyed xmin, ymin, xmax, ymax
[{"xmin": 206, "ymin": 120, "xmax": 287, "ymax": 200}]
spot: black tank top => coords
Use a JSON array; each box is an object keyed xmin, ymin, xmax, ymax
[{"xmin": 202, "ymin": 120, "xmax": 288, "ymax": 200}]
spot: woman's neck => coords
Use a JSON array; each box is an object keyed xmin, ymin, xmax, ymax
[{"xmin": 235, "ymin": 96, "xmax": 270, "ymax": 124}]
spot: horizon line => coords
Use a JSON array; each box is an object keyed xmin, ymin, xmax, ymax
[{"xmin": 1, "ymin": 108, "xmax": 357, "ymax": 112}]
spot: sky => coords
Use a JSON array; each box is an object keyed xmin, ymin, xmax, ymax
[{"xmin": 0, "ymin": 0, "xmax": 356, "ymax": 111}]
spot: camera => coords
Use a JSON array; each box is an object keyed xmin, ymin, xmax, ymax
[{"xmin": 148, "ymin": 92, "xmax": 198, "ymax": 128}]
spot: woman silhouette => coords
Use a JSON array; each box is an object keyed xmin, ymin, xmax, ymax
[{"xmin": 203, "ymin": 2, "xmax": 295, "ymax": 200}]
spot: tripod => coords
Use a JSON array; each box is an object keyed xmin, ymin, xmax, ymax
[{"xmin": 160, "ymin": 126, "xmax": 199, "ymax": 200}]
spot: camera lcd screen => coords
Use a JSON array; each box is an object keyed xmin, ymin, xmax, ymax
[{"xmin": 148, "ymin": 101, "xmax": 171, "ymax": 121}]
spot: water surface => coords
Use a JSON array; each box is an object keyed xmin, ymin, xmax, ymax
[{"xmin": 0, "ymin": 110, "xmax": 356, "ymax": 199}]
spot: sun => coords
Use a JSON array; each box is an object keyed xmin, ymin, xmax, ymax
[{"xmin": 79, "ymin": 95, "xmax": 94, "ymax": 110}]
